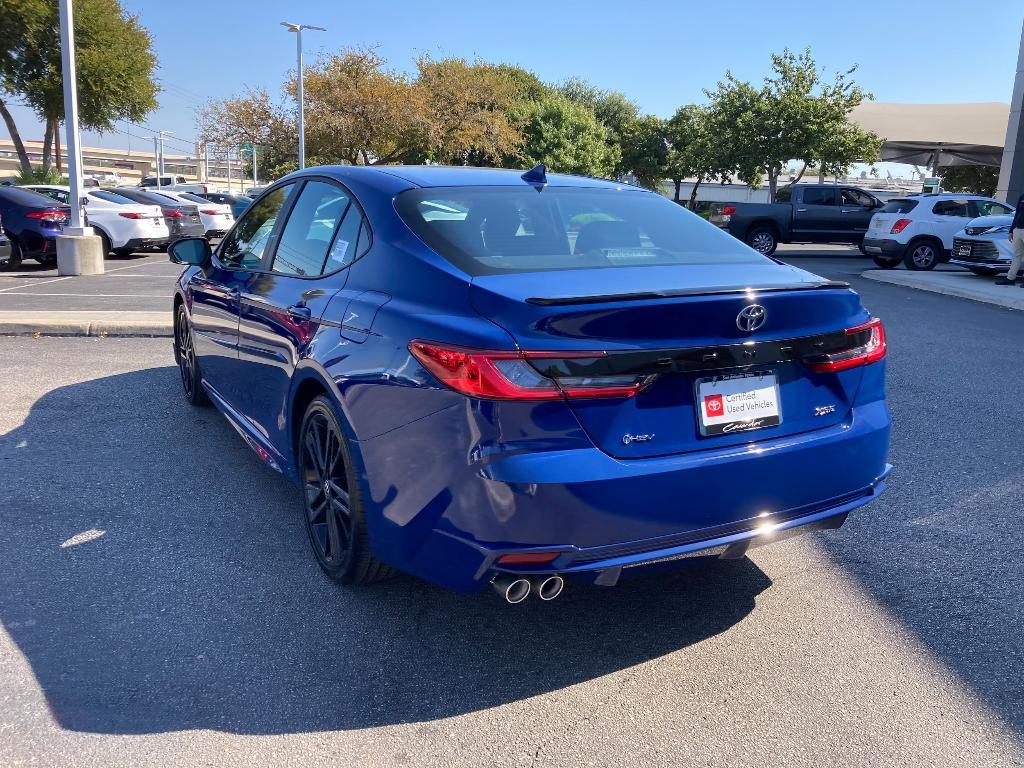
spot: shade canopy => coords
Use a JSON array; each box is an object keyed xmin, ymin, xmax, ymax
[{"xmin": 850, "ymin": 102, "xmax": 1009, "ymax": 167}]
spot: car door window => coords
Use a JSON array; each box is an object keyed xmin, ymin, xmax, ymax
[
  {"xmin": 971, "ymin": 200, "xmax": 1013, "ymax": 217},
  {"xmin": 219, "ymin": 184, "xmax": 293, "ymax": 270},
  {"xmin": 801, "ymin": 188, "xmax": 836, "ymax": 206},
  {"xmin": 271, "ymin": 181, "xmax": 352, "ymax": 277},
  {"xmin": 932, "ymin": 199, "xmax": 970, "ymax": 217},
  {"xmin": 841, "ymin": 189, "xmax": 874, "ymax": 208}
]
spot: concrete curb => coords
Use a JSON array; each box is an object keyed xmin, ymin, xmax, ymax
[
  {"xmin": 0, "ymin": 311, "xmax": 173, "ymax": 337},
  {"xmin": 861, "ymin": 270, "xmax": 1024, "ymax": 312}
]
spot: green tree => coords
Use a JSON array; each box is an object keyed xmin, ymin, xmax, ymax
[
  {"xmin": 619, "ymin": 115, "xmax": 667, "ymax": 189},
  {"xmin": 0, "ymin": 0, "xmax": 158, "ymax": 175},
  {"xmin": 939, "ymin": 166, "xmax": 999, "ymax": 198},
  {"xmin": 559, "ymin": 78, "xmax": 639, "ymax": 176},
  {"xmin": 664, "ymin": 104, "xmax": 732, "ymax": 208},
  {"xmin": 518, "ymin": 92, "xmax": 618, "ymax": 177},
  {"xmin": 197, "ymin": 87, "xmax": 296, "ymax": 177},
  {"xmin": 707, "ymin": 48, "xmax": 879, "ymax": 201}
]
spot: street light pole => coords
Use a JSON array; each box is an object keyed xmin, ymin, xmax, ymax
[
  {"xmin": 281, "ymin": 21, "xmax": 326, "ymax": 170},
  {"xmin": 56, "ymin": 0, "xmax": 102, "ymax": 276},
  {"xmin": 59, "ymin": 0, "xmax": 88, "ymax": 234}
]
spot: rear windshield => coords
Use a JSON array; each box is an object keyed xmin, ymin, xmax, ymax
[
  {"xmin": 879, "ymin": 199, "xmax": 918, "ymax": 213},
  {"xmin": 90, "ymin": 190, "xmax": 136, "ymax": 205},
  {"xmin": 179, "ymin": 192, "xmax": 209, "ymax": 204},
  {"xmin": 395, "ymin": 186, "xmax": 766, "ymax": 276}
]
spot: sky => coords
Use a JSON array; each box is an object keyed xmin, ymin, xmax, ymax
[{"xmin": 5, "ymin": 0, "xmax": 1024, "ymax": 165}]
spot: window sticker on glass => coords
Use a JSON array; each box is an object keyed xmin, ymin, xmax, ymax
[{"xmin": 328, "ymin": 238, "xmax": 349, "ymax": 266}]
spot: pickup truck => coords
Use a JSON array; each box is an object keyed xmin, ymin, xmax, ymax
[
  {"xmin": 139, "ymin": 175, "xmax": 213, "ymax": 194},
  {"xmin": 709, "ymin": 184, "xmax": 884, "ymax": 255}
]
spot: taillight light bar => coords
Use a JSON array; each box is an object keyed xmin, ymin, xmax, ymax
[
  {"xmin": 408, "ymin": 341, "xmax": 654, "ymax": 400},
  {"xmin": 890, "ymin": 218, "xmax": 912, "ymax": 235},
  {"xmin": 806, "ymin": 318, "xmax": 886, "ymax": 373},
  {"xmin": 26, "ymin": 209, "xmax": 68, "ymax": 222},
  {"xmin": 119, "ymin": 211, "xmax": 143, "ymax": 219},
  {"xmin": 163, "ymin": 209, "xmax": 183, "ymax": 218},
  {"xmin": 200, "ymin": 209, "xmax": 219, "ymax": 215}
]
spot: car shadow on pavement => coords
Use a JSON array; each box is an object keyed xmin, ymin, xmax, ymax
[{"xmin": 0, "ymin": 367, "xmax": 772, "ymax": 735}]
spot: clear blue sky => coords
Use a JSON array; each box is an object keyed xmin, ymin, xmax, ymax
[{"xmin": 5, "ymin": 0, "xmax": 1024, "ymax": 158}]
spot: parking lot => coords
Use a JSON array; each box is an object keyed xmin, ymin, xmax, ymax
[{"xmin": 1, "ymin": 250, "xmax": 1023, "ymax": 766}]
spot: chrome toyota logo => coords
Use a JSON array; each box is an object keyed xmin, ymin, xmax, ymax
[{"xmin": 736, "ymin": 304, "xmax": 767, "ymax": 332}]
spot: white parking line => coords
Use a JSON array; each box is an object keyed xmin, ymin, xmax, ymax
[
  {"xmin": 0, "ymin": 261, "xmax": 166, "ymax": 293},
  {"xmin": 0, "ymin": 292, "xmax": 170, "ymax": 298}
]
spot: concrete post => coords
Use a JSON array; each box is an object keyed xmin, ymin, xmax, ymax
[{"xmin": 997, "ymin": 18, "xmax": 1024, "ymax": 204}]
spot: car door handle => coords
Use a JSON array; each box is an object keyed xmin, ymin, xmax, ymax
[
  {"xmin": 287, "ymin": 304, "xmax": 312, "ymax": 321},
  {"xmin": 796, "ymin": 208, "xmax": 808, "ymax": 212}
]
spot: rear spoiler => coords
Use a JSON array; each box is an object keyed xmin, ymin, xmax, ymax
[{"xmin": 526, "ymin": 281, "xmax": 851, "ymax": 306}]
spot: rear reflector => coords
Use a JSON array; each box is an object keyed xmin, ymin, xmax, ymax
[
  {"xmin": 200, "ymin": 209, "xmax": 219, "ymax": 215},
  {"xmin": 806, "ymin": 318, "xmax": 886, "ymax": 373},
  {"xmin": 496, "ymin": 552, "xmax": 560, "ymax": 565},
  {"xmin": 409, "ymin": 341, "xmax": 654, "ymax": 400},
  {"xmin": 890, "ymin": 218, "xmax": 912, "ymax": 235},
  {"xmin": 721, "ymin": 205, "xmax": 737, "ymax": 216}
]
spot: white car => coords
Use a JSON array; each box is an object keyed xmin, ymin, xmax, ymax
[
  {"xmin": 861, "ymin": 193, "xmax": 1013, "ymax": 271},
  {"xmin": 139, "ymin": 175, "xmax": 212, "ymax": 194},
  {"xmin": 23, "ymin": 185, "xmax": 169, "ymax": 256},
  {"xmin": 146, "ymin": 189, "xmax": 234, "ymax": 237},
  {"xmin": 949, "ymin": 214, "xmax": 1015, "ymax": 276}
]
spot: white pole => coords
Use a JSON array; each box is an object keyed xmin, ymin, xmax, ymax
[
  {"xmin": 203, "ymin": 143, "xmax": 209, "ymax": 184},
  {"xmin": 252, "ymin": 145, "xmax": 258, "ymax": 188},
  {"xmin": 297, "ymin": 28, "xmax": 305, "ymax": 169},
  {"xmin": 158, "ymin": 133, "xmax": 165, "ymax": 184},
  {"xmin": 152, "ymin": 136, "xmax": 159, "ymax": 185},
  {"xmin": 227, "ymin": 150, "xmax": 233, "ymax": 193},
  {"xmin": 58, "ymin": 0, "xmax": 89, "ymax": 234}
]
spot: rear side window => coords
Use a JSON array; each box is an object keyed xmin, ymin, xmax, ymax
[
  {"xmin": 801, "ymin": 187, "xmax": 837, "ymax": 206},
  {"xmin": 880, "ymin": 199, "xmax": 918, "ymax": 214},
  {"xmin": 932, "ymin": 199, "xmax": 970, "ymax": 217},
  {"xmin": 271, "ymin": 180, "xmax": 364, "ymax": 277},
  {"xmin": 396, "ymin": 186, "xmax": 765, "ymax": 276},
  {"xmin": 841, "ymin": 189, "xmax": 875, "ymax": 207}
]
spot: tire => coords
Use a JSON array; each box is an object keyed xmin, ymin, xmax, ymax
[
  {"xmin": 903, "ymin": 240, "xmax": 940, "ymax": 271},
  {"xmin": 113, "ymin": 247, "xmax": 135, "ymax": 257},
  {"xmin": 745, "ymin": 227, "xmax": 778, "ymax": 256},
  {"xmin": 174, "ymin": 304, "xmax": 209, "ymax": 407},
  {"xmin": 298, "ymin": 395, "xmax": 395, "ymax": 584},
  {"xmin": 36, "ymin": 253, "xmax": 57, "ymax": 268},
  {"xmin": 858, "ymin": 241, "xmax": 869, "ymax": 256},
  {"xmin": 4, "ymin": 237, "xmax": 23, "ymax": 270},
  {"xmin": 99, "ymin": 231, "xmax": 112, "ymax": 257},
  {"xmin": 872, "ymin": 254, "xmax": 901, "ymax": 269},
  {"xmin": 969, "ymin": 267, "xmax": 998, "ymax": 276}
]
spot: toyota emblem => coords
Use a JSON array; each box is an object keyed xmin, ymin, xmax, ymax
[{"xmin": 736, "ymin": 304, "xmax": 767, "ymax": 332}]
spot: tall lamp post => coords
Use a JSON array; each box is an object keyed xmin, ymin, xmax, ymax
[
  {"xmin": 57, "ymin": 0, "xmax": 103, "ymax": 275},
  {"xmin": 281, "ymin": 21, "xmax": 326, "ymax": 169}
]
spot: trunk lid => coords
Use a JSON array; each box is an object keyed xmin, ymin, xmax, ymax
[{"xmin": 471, "ymin": 263, "xmax": 870, "ymax": 459}]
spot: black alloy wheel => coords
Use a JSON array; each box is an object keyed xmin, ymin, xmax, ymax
[
  {"xmin": 175, "ymin": 304, "xmax": 209, "ymax": 406},
  {"xmin": 299, "ymin": 395, "xmax": 394, "ymax": 584}
]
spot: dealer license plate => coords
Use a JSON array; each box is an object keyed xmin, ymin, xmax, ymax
[
  {"xmin": 696, "ymin": 373, "xmax": 781, "ymax": 436},
  {"xmin": 955, "ymin": 243, "xmax": 971, "ymax": 257}
]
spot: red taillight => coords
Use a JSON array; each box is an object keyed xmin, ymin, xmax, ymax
[
  {"xmin": 200, "ymin": 209, "xmax": 219, "ymax": 215},
  {"xmin": 118, "ymin": 211, "xmax": 143, "ymax": 219},
  {"xmin": 26, "ymin": 209, "xmax": 68, "ymax": 222},
  {"xmin": 408, "ymin": 341, "xmax": 654, "ymax": 400},
  {"xmin": 163, "ymin": 209, "xmax": 183, "ymax": 218},
  {"xmin": 721, "ymin": 205, "xmax": 737, "ymax": 216},
  {"xmin": 807, "ymin": 318, "xmax": 887, "ymax": 373},
  {"xmin": 890, "ymin": 218, "xmax": 912, "ymax": 235}
]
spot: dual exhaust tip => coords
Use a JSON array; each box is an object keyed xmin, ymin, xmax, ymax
[{"xmin": 493, "ymin": 574, "xmax": 564, "ymax": 604}]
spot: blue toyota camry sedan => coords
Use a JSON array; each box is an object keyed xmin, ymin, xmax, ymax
[{"xmin": 169, "ymin": 164, "xmax": 891, "ymax": 602}]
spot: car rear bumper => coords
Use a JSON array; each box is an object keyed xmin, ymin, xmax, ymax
[
  {"xmin": 359, "ymin": 391, "xmax": 891, "ymax": 593},
  {"xmin": 0, "ymin": 237, "xmax": 11, "ymax": 263},
  {"xmin": 122, "ymin": 236, "xmax": 169, "ymax": 250},
  {"xmin": 862, "ymin": 238, "xmax": 904, "ymax": 256}
]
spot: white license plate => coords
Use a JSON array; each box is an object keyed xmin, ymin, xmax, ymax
[
  {"xmin": 956, "ymin": 244, "xmax": 971, "ymax": 257},
  {"xmin": 696, "ymin": 373, "xmax": 781, "ymax": 436}
]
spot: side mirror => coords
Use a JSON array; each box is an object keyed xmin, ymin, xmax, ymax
[{"xmin": 168, "ymin": 237, "xmax": 212, "ymax": 266}]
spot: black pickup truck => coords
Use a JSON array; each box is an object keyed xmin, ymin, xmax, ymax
[{"xmin": 709, "ymin": 184, "xmax": 884, "ymax": 255}]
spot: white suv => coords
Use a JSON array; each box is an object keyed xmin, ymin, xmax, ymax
[{"xmin": 862, "ymin": 193, "xmax": 1013, "ymax": 270}]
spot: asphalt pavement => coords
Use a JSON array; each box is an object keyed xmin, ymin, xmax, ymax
[{"xmin": 1, "ymin": 257, "xmax": 1023, "ymax": 766}]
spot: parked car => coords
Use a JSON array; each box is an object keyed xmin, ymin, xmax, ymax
[
  {"xmin": 147, "ymin": 189, "xmax": 234, "ymax": 238},
  {"xmin": 195, "ymin": 191, "xmax": 251, "ymax": 220},
  {"xmin": 0, "ymin": 186, "xmax": 71, "ymax": 268},
  {"xmin": 112, "ymin": 187, "xmax": 206, "ymax": 242},
  {"xmin": 169, "ymin": 165, "xmax": 891, "ymax": 599},
  {"xmin": 861, "ymin": 194, "xmax": 1013, "ymax": 270},
  {"xmin": 708, "ymin": 184, "xmax": 884, "ymax": 255},
  {"xmin": 24, "ymin": 185, "xmax": 170, "ymax": 256},
  {"xmin": 948, "ymin": 214, "xmax": 1015, "ymax": 276},
  {"xmin": 139, "ymin": 175, "xmax": 211, "ymax": 194},
  {"xmin": 244, "ymin": 186, "xmax": 267, "ymax": 199}
]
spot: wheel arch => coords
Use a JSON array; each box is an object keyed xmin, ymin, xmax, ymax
[
  {"xmin": 746, "ymin": 219, "xmax": 782, "ymax": 238},
  {"xmin": 289, "ymin": 362, "xmax": 358, "ymax": 483},
  {"xmin": 904, "ymin": 234, "xmax": 945, "ymax": 255}
]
